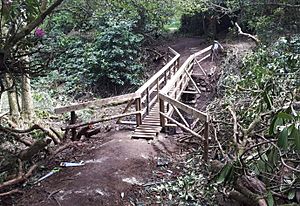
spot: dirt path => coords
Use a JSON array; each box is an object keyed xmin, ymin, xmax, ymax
[{"xmin": 12, "ymin": 37, "xmax": 215, "ymax": 206}]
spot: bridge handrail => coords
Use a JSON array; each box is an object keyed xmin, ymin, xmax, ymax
[
  {"xmin": 54, "ymin": 92, "xmax": 141, "ymax": 114},
  {"xmin": 161, "ymin": 46, "xmax": 211, "ymax": 95},
  {"xmin": 136, "ymin": 47, "xmax": 180, "ymax": 95}
]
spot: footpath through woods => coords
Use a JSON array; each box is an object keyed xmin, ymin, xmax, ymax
[{"xmin": 15, "ymin": 37, "xmax": 217, "ymax": 206}]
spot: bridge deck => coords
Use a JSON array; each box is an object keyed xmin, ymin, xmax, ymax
[{"xmin": 131, "ymin": 102, "xmax": 162, "ymax": 139}]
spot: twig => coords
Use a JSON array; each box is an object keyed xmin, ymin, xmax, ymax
[
  {"xmin": 47, "ymin": 189, "xmax": 61, "ymax": 199},
  {"xmin": 227, "ymin": 106, "xmax": 239, "ymax": 143},
  {"xmin": 213, "ymin": 127, "xmax": 226, "ymax": 159}
]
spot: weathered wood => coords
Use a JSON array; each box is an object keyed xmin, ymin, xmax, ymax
[
  {"xmin": 161, "ymin": 56, "xmax": 194, "ymax": 94},
  {"xmin": 193, "ymin": 46, "xmax": 212, "ymax": 57},
  {"xmin": 64, "ymin": 111, "xmax": 141, "ymax": 130},
  {"xmin": 203, "ymin": 121, "xmax": 209, "ymax": 162},
  {"xmin": 54, "ymin": 92, "xmax": 140, "ymax": 114},
  {"xmin": 159, "ymin": 93, "xmax": 207, "ymax": 121},
  {"xmin": 136, "ymin": 48, "xmax": 180, "ymax": 95},
  {"xmin": 132, "ymin": 134, "xmax": 154, "ymax": 140},
  {"xmin": 182, "ymin": 90, "xmax": 198, "ymax": 94},
  {"xmin": 172, "ymin": 105, "xmax": 190, "ymax": 128},
  {"xmin": 159, "ymin": 98, "xmax": 166, "ymax": 128},
  {"xmin": 160, "ymin": 112, "xmax": 204, "ymax": 141},
  {"xmin": 70, "ymin": 111, "xmax": 76, "ymax": 140},
  {"xmin": 135, "ymin": 98, "xmax": 142, "ymax": 126},
  {"xmin": 184, "ymin": 68, "xmax": 202, "ymax": 95},
  {"xmin": 116, "ymin": 99, "xmax": 135, "ymax": 124},
  {"xmin": 117, "ymin": 120, "xmax": 137, "ymax": 125},
  {"xmin": 195, "ymin": 59, "xmax": 207, "ymax": 76}
]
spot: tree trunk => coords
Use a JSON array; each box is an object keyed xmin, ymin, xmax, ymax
[
  {"xmin": 4, "ymin": 74, "xmax": 20, "ymax": 122},
  {"xmin": 21, "ymin": 73, "xmax": 34, "ymax": 120}
]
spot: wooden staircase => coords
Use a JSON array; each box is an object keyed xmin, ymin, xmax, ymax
[{"xmin": 131, "ymin": 103, "xmax": 162, "ymax": 140}]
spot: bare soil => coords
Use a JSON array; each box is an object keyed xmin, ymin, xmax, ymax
[{"xmin": 5, "ymin": 36, "xmax": 218, "ymax": 206}]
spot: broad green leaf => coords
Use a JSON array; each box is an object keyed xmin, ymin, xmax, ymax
[
  {"xmin": 278, "ymin": 128, "xmax": 289, "ymax": 150},
  {"xmin": 267, "ymin": 191, "xmax": 274, "ymax": 206},
  {"xmin": 216, "ymin": 163, "xmax": 233, "ymax": 184},
  {"xmin": 288, "ymin": 190, "xmax": 296, "ymax": 200},
  {"xmin": 277, "ymin": 112, "xmax": 294, "ymax": 121},
  {"xmin": 290, "ymin": 127, "xmax": 300, "ymax": 151},
  {"xmin": 269, "ymin": 116, "xmax": 283, "ymax": 135}
]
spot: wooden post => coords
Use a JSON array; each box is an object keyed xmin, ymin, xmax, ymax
[
  {"xmin": 146, "ymin": 87, "xmax": 150, "ymax": 115},
  {"xmin": 135, "ymin": 98, "xmax": 142, "ymax": 126},
  {"xmin": 164, "ymin": 71, "xmax": 167, "ymax": 84},
  {"xmin": 159, "ymin": 96, "xmax": 166, "ymax": 131},
  {"xmin": 203, "ymin": 116, "xmax": 209, "ymax": 162},
  {"xmin": 70, "ymin": 111, "xmax": 76, "ymax": 140}
]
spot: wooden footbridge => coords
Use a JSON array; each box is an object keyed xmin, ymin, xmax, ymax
[{"xmin": 55, "ymin": 46, "xmax": 213, "ymax": 160}]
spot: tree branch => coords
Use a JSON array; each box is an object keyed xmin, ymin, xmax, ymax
[
  {"xmin": 4, "ymin": 0, "xmax": 64, "ymax": 50},
  {"xmin": 235, "ymin": 23, "xmax": 260, "ymax": 44}
]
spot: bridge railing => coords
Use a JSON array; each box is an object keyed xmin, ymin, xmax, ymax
[
  {"xmin": 118, "ymin": 47, "xmax": 180, "ymax": 125},
  {"xmin": 54, "ymin": 47, "xmax": 180, "ymax": 139},
  {"xmin": 158, "ymin": 45, "xmax": 212, "ymax": 161}
]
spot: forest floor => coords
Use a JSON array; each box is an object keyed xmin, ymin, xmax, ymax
[{"xmin": 11, "ymin": 37, "xmax": 220, "ymax": 206}]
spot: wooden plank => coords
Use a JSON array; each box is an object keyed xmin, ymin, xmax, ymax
[
  {"xmin": 183, "ymin": 90, "xmax": 198, "ymax": 94},
  {"xmin": 133, "ymin": 132, "xmax": 157, "ymax": 136},
  {"xmin": 159, "ymin": 93, "xmax": 207, "ymax": 121},
  {"xmin": 117, "ymin": 120, "xmax": 137, "ymax": 125},
  {"xmin": 64, "ymin": 111, "xmax": 141, "ymax": 130},
  {"xmin": 193, "ymin": 46, "xmax": 212, "ymax": 58},
  {"xmin": 203, "ymin": 122, "xmax": 209, "ymax": 162},
  {"xmin": 160, "ymin": 112, "xmax": 204, "ymax": 141},
  {"xmin": 161, "ymin": 46, "xmax": 211, "ymax": 95},
  {"xmin": 184, "ymin": 68, "xmax": 202, "ymax": 95},
  {"xmin": 116, "ymin": 99, "xmax": 135, "ymax": 124},
  {"xmin": 159, "ymin": 98, "xmax": 166, "ymax": 127},
  {"xmin": 195, "ymin": 53, "xmax": 211, "ymax": 63},
  {"xmin": 172, "ymin": 105, "xmax": 190, "ymax": 128},
  {"xmin": 132, "ymin": 134, "xmax": 154, "ymax": 140},
  {"xmin": 70, "ymin": 111, "xmax": 76, "ymax": 140},
  {"xmin": 195, "ymin": 59, "xmax": 207, "ymax": 76},
  {"xmin": 135, "ymin": 98, "xmax": 142, "ymax": 126},
  {"xmin": 55, "ymin": 92, "xmax": 140, "ymax": 114},
  {"xmin": 136, "ymin": 48, "xmax": 180, "ymax": 95}
]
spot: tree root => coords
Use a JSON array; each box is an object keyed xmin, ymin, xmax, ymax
[
  {"xmin": 228, "ymin": 177, "xmax": 267, "ymax": 206},
  {"xmin": 0, "ymin": 124, "xmax": 61, "ymax": 144}
]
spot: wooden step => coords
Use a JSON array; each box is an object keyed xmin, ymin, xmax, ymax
[
  {"xmin": 133, "ymin": 131, "xmax": 157, "ymax": 136},
  {"xmin": 134, "ymin": 130, "xmax": 159, "ymax": 134},
  {"xmin": 132, "ymin": 134, "xmax": 155, "ymax": 140}
]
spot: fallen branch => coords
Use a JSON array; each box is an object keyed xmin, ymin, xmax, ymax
[
  {"xmin": 227, "ymin": 106, "xmax": 239, "ymax": 143},
  {"xmin": 0, "ymin": 189, "xmax": 23, "ymax": 197},
  {"xmin": 235, "ymin": 23, "xmax": 260, "ymax": 44},
  {"xmin": 0, "ymin": 162, "xmax": 37, "ymax": 191},
  {"xmin": 242, "ymin": 110, "xmax": 274, "ymax": 137}
]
